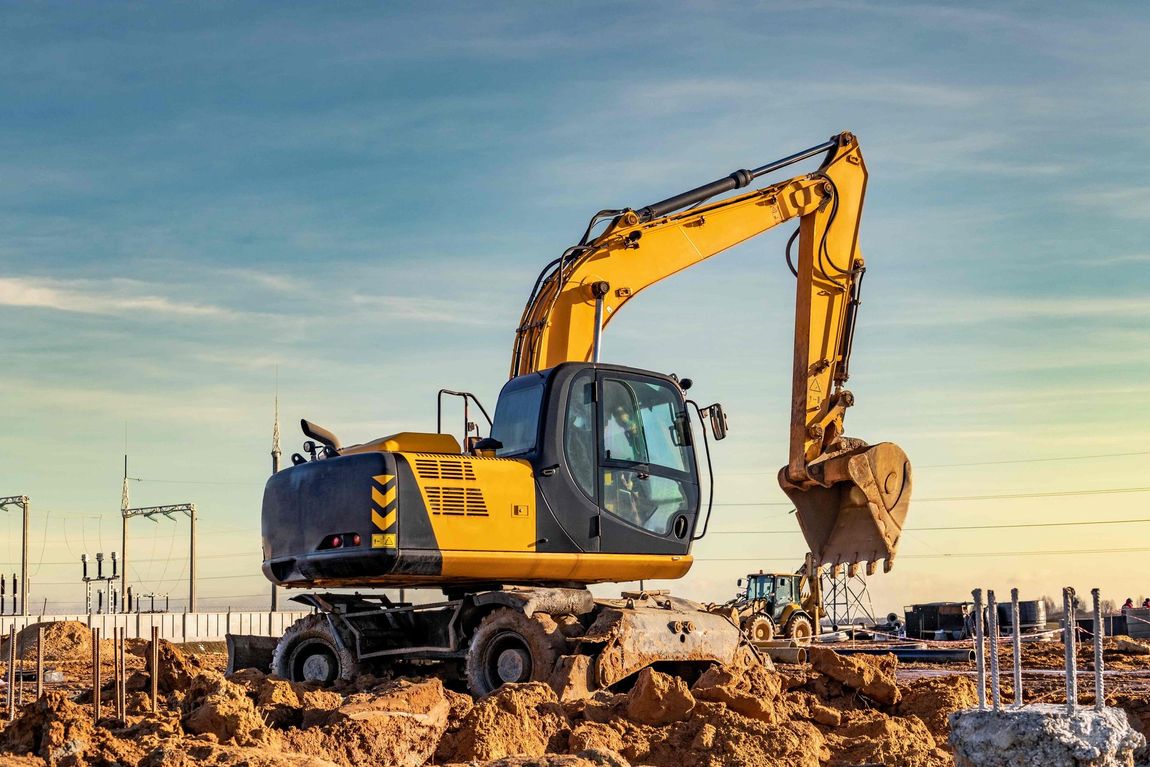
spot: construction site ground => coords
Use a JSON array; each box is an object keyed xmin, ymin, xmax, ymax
[{"xmin": 1, "ymin": 621, "xmax": 1148, "ymax": 766}]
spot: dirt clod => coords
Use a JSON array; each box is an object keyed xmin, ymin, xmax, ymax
[
  {"xmin": 625, "ymin": 668, "xmax": 694, "ymax": 725},
  {"xmin": 438, "ymin": 682, "xmax": 569, "ymax": 763},
  {"xmin": 809, "ymin": 647, "xmax": 901, "ymax": 705}
]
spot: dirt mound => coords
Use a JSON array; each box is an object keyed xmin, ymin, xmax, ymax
[
  {"xmin": 1017, "ymin": 637, "xmax": 1150, "ymax": 672},
  {"xmin": 809, "ymin": 647, "xmax": 900, "ymax": 705},
  {"xmin": 825, "ymin": 709, "xmax": 950, "ymax": 766},
  {"xmin": 182, "ymin": 672, "xmax": 271, "ymax": 746},
  {"xmin": 617, "ymin": 703, "xmax": 827, "ymax": 767},
  {"xmin": 126, "ymin": 638, "xmax": 205, "ymax": 693},
  {"xmin": 278, "ymin": 678, "xmax": 450, "ymax": 767},
  {"xmin": 3, "ymin": 621, "xmax": 91, "ymax": 661},
  {"xmin": 898, "ymin": 674, "xmax": 979, "ymax": 736},
  {"xmin": 1, "ymin": 690, "xmax": 95, "ymax": 763},
  {"xmin": 438, "ymin": 682, "xmax": 570, "ymax": 763},
  {"xmin": 625, "ymin": 668, "xmax": 694, "ymax": 725},
  {"xmin": 472, "ymin": 751, "xmax": 630, "ymax": 766},
  {"xmin": 140, "ymin": 739, "xmax": 342, "ymax": 766},
  {"xmin": 228, "ymin": 668, "xmax": 343, "ymax": 729},
  {"xmin": 691, "ymin": 663, "xmax": 783, "ymax": 722}
]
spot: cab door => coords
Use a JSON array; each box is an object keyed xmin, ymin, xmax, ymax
[{"xmin": 595, "ymin": 371, "xmax": 699, "ymax": 555}]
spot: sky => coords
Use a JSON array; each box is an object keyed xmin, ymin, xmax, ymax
[{"xmin": 1, "ymin": 2, "xmax": 1148, "ymax": 616}]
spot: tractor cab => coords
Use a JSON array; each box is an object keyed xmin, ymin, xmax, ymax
[
  {"xmin": 741, "ymin": 572, "xmax": 799, "ymax": 622},
  {"xmin": 734, "ymin": 571, "xmax": 815, "ymax": 642}
]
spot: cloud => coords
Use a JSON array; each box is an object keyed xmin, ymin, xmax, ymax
[
  {"xmin": 881, "ymin": 296, "xmax": 1150, "ymax": 325},
  {"xmin": 1090, "ymin": 254, "xmax": 1150, "ymax": 266},
  {"xmin": 347, "ymin": 294, "xmax": 497, "ymax": 325},
  {"xmin": 0, "ymin": 276, "xmax": 237, "ymax": 318},
  {"xmin": 1067, "ymin": 186, "xmax": 1150, "ymax": 220},
  {"xmin": 218, "ymin": 268, "xmax": 303, "ymax": 293}
]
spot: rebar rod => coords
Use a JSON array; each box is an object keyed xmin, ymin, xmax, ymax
[
  {"xmin": 987, "ymin": 590, "xmax": 1001, "ymax": 710},
  {"xmin": 35, "ymin": 626, "xmax": 42, "ymax": 699},
  {"xmin": 1064, "ymin": 586, "xmax": 1077, "ymax": 714},
  {"xmin": 92, "ymin": 627, "xmax": 101, "ymax": 722},
  {"xmin": 150, "ymin": 626, "xmax": 158, "ymax": 715},
  {"xmin": 6, "ymin": 624, "xmax": 14, "ymax": 720},
  {"xmin": 1011, "ymin": 588, "xmax": 1023, "ymax": 707},
  {"xmin": 1092, "ymin": 588, "xmax": 1104, "ymax": 712},
  {"xmin": 972, "ymin": 588, "xmax": 986, "ymax": 710}
]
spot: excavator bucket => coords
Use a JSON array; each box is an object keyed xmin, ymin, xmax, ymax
[{"xmin": 779, "ymin": 442, "xmax": 912, "ymax": 574}]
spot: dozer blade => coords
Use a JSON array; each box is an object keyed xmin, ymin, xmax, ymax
[
  {"xmin": 779, "ymin": 441, "xmax": 912, "ymax": 573},
  {"xmin": 578, "ymin": 593, "xmax": 759, "ymax": 689},
  {"xmin": 225, "ymin": 633, "xmax": 279, "ymax": 675}
]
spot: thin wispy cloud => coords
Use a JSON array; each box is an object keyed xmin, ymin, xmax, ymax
[
  {"xmin": 0, "ymin": 276, "xmax": 237, "ymax": 319},
  {"xmin": 347, "ymin": 294, "xmax": 498, "ymax": 326},
  {"xmin": 1067, "ymin": 186, "xmax": 1150, "ymax": 220},
  {"xmin": 883, "ymin": 296, "xmax": 1150, "ymax": 325}
]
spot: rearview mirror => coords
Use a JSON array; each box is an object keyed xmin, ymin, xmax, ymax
[
  {"xmin": 737, "ymin": 578, "xmax": 744, "ymax": 587},
  {"xmin": 708, "ymin": 404, "xmax": 728, "ymax": 441}
]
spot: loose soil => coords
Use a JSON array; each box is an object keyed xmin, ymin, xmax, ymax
[{"xmin": 1, "ymin": 621, "xmax": 1148, "ymax": 766}]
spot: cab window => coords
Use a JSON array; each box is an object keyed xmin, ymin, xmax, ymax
[
  {"xmin": 564, "ymin": 371, "xmax": 597, "ymax": 499},
  {"xmin": 490, "ymin": 379, "xmax": 545, "ymax": 456}
]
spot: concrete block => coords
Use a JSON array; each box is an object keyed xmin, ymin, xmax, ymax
[{"xmin": 949, "ymin": 704, "xmax": 1145, "ymax": 767}]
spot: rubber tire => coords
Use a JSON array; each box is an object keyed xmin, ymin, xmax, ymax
[
  {"xmin": 745, "ymin": 615, "xmax": 775, "ymax": 642},
  {"xmin": 272, "ymin": 614, "xmax": 359, "ymax": 684},
  {"xmin": 465, "ymin": 608, "xmax": 561, "ymax": 697},
  {"xmin": 785, "ymin": 614, "xmax": 814, "ymax": 643}
]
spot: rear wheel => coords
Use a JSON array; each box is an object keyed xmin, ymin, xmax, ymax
[
  {"xmin": 272, "ymin": 614, "xmax": 359, "ymax": 684},
  {"xmin": 785, "ymin": 613, "xmax": 814, "ymax": 643},
  {"xmin": 744, "ymin": 615, "xmax": 775, "ymax": 642},
  {"xmin": 466, "ymin": 608, "xmax": 561, "ymax": 697}
]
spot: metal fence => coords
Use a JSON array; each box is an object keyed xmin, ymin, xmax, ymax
[{"xmin": 0, "ymin": 611, "xmax": 312, "ymax": 643}]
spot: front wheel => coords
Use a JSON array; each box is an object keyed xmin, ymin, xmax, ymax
[
  {"xmin": 744, "ymin": 615, "xmax": 775, "ymax": 643},
  {"xmin": 272, "ymin": 614, "xmax": 360, "ymax": 684}
]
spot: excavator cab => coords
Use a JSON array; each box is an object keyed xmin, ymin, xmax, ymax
[{"xmin": 488, "ymin": 362, "xmax": 709, "ymax": 559}]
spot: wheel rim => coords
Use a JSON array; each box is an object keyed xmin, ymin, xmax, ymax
[
  {"xmin": 793, "ymin": 620, "xmax": 812, "ymax": 640},
  {"xmin": 289, "ymin": 639, "xmax": 340, "ymax": 683},
  {"xmin": 483, "ymin": 630, "xmax": 533, "ymax": 687}
]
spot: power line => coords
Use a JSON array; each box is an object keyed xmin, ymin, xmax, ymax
[
  {"xmin": 696, "ymin": 546, "xmax": 1150, "ymax": 562},
  {"xmin": 130, "ymin": 477, "xmax": 252, "ymax": 486},
  {"xmin": 708, "ymin": 516, "xmax": 1150, "ymax": 535},
  {"xmin": 712, "ymin": 484, "xmax": 1150, "ymax": 507},
  {"xmin": 716, "ymin": 448, "xmax": 1150, "ymax": 476},
  {"xmin": 918, "ymin": 449, "xmax": 1150, "ymax": 469}
]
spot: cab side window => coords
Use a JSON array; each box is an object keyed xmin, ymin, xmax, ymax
[{"xmin": 564, "ymin": 371, "xmax": 596, "ymax": 499}]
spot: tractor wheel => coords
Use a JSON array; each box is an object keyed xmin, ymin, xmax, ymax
[
  {"xmin": 744, "ymin": 615, "xmax": 775, "ymax": 643},
  {"xmin": 785, "ymin": 614, "xmax": 814, "ymax": 643},
  {"xmin": 272, "ymin": 614, "xmax": 360, "ymax": 684},
  {"xmin": 466, "ymin": 608, "xmax": 561, "ymax": 697}
]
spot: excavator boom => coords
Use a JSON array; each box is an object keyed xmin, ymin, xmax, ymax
[{"xmin": 511, "ymin": 132, "xmax": 911, "ymax": 573}]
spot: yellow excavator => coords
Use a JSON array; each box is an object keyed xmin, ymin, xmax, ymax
[{"xmin": 246, "ymin": 132, "xmax": 912, "ymax": 696}]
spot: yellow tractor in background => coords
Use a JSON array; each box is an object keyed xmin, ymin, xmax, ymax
[{"xmin": 729, "ymin": 560, "xmax": 824, "ymax": 643}]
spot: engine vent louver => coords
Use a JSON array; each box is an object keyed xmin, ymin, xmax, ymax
[
  {"xmin": 425, "ymin": 486, "xmax": 489, "ymax": 516},
  {"xmin": 414, "ymin": 457, "xmax": 477, "ymax": 481}
]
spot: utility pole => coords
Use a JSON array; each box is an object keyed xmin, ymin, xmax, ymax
[
  {"xmin": 270, "ymin": 377, "xmax": 281, "ymax": 612},
  {"xmin": 120, "ymin": 456, "xmax": 129, "ymax": 609},
  {"xmin": 0, "ymin": 496, "xmax": 30, "ymax": 615},
  {"xmin": 122, "ymin": 504, "xmax": 197, "ymax": 612}
]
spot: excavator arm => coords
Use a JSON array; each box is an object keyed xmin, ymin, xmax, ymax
[{"xmin": 511, "ymin": 132, "xmax": 911, "ymax": 574}]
